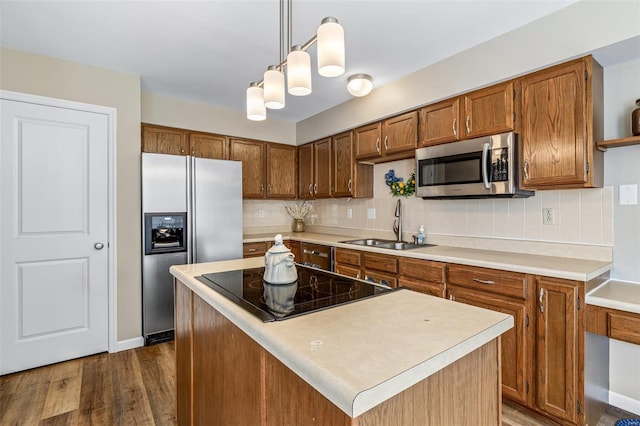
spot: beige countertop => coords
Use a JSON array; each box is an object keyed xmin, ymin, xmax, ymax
[
  {"xmin": 170, "ymin": 258, "xmax": 513, "ymax": 418},
  {"xmin": 245, "ymin": 232, "xmax": 612, "ymax": 282},
  {"xmin": 587, "ymin": 279, "xmax": 640, "ymax": 315}
]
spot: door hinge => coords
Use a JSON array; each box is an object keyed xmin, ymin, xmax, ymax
[
  {"xmin": 586, "ymin": 162, "xmax": 590, "ymax": 174},
  {"xmin": 584, "ymin": 69, "xmax": 588, "ymax": 81},
  {"xmin": 577, "ymin": 400, "xmax": 582, "ymax": 414},
  {"xmin": 513, "ymin": 89, "xmax": 516, "ymax": 100},
  {"xmin": 577, "ymin": 296, "xmax": 581, "ymax": 310},
  {"xmin": 526, "ymin": 313, "xmax": 529, "ymax": 327},
  {"xmin": 513, "ymin": 112, "xmax": 516, "ymax": 123}
]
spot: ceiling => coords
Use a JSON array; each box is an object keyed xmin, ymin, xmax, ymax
[{"xmin": 0, "ymin": 0, "xmax": 598, "ymax": 123}]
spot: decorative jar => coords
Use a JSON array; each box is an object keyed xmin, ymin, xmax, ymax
[
  {"xmin": 292, "ymin": 218, "xmax": 306, "ymax": 232},
  {"xmin": 632, "ymin": 98, "xmax": 640, "ymax": 136}
]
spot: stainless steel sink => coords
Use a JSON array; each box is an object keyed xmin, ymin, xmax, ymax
[{"xmin": 340, "ymin": 239, "xmax": 434, "ymax": 250}]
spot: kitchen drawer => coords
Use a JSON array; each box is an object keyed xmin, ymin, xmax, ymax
[
  {"xmin": 609, "ymin": 312, "xmax": 640, "ymax": 345},
  {"xmin": 447, "ymin": 264, "xmax": 527, "ymax": 300},
  {"xmin": 335, "ymin": 264, "xmax": 362, "ymax": 280},
  {"xmin": 364, "ymin": 269, "xmax": 398, "ymax": 288},
  {"xmin": 399, "ymin": 278, "xmax": 445, "ymax": 298},
  {"xmin": 335, "ymin": 248, "xmax": 362, "ymax": 268},
  {"xmin": 399, "ymin": 257, "xmax": 445, "ymax": 283},
  {"xmin": 243, "ymin": 241, "xmax": 268, "ymax": 258},
  {"xmin": 363, "ymin": 252, "xmax": 398, "ymax": 274}
]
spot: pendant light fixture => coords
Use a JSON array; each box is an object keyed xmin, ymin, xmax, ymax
[
  {"xmin": 246, "ymin": 0, "xmax": 349, "ymax": 121},
  {"xmin": 246, "ymin": 82, "xmax": 266, "ymax": 121}
]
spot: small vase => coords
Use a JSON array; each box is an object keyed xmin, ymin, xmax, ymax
[
  {"xmin": 632, "ymin": 98, "xmax": 640, "ymax": 136},
  {"xmin": 292, "ymin": 219, "xmax": 306, "ymax": 232}
]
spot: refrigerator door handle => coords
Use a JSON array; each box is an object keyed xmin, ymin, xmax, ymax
[{"xmin": 187, "ymin": 156, "xmax": 194, "ymax": 264}]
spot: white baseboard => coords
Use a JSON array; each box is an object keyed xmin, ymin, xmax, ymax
[
  {"xmin": 114, "ymin": 336, "xmax": 144, "ymax": 352},
  {"xmin": 609, "ymin": 391, "xmax": 640, "ymax": 416}
]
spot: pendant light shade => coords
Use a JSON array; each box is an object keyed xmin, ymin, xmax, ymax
[
  {"xmin": 264, "ymin": 66, "xmax": 285, "ymax": 109},
  {"xmin": 317, "ymin": 17, "xmax": 345, "ymax": 77},
  {"xmin": 347, "ymin": 74, "xmax": 373, "ymax": 97},
  {"xmin": 287, "ymin": 45, "xmax": 312, "ymax": 96},
  {"xmin": 246, "ymin": 82, "xmax": 266, "ymax": 121}
]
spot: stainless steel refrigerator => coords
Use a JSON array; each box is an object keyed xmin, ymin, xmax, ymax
[{"xmin": 141, "ymin": 153, "xmax": 242, "ymax": 345}]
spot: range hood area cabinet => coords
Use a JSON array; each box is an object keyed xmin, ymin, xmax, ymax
[
  {"xmin": 298, "ymin": 131, "xmax": 373, "ymax": 199},
  {"xmin": 418, "ymin": 81, "xmax": 516, "ymax": 147},
  {"xmin": 354, "ymin": 111, "xmax": 418, "ymax": 163},
  {"xmin": 519, "ymin": 55, "xmax": 603, "ymax": 189}
]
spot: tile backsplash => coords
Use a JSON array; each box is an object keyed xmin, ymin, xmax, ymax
[{"xmin": 244, "ymin": 158, "xmax": 613, "ymax": 247}]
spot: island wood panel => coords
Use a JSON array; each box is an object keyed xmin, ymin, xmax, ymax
[
  {"xmin": 175, "ymin": 282, "xmax": 193, "ymax": 426},
  {"xmin": 191, "ymin": 290, "xmax": 264, "ymax": 425},
  {"xmin": 189, "ymin": 132, "xmax": 227, "ymax": 159},
  {"xmin": 357, "ymin": 339, "xmax": 501, "ymax": 425}
]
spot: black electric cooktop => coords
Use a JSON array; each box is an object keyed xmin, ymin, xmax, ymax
[{"xmin": 195, "ymin": 264, "xmax": 396, "ymax": 322}]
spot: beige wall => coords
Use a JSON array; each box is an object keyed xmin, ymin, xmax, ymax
[
  {"xmin": 0, "ymin": 47, "xmax": 142, "ymax": 342},
  {"xmin": 141, "ymin": 92, "xmax": 296, "ymax": 145},
  {"xmin": 297, "ymin": 0, "xmax": 640, "ymax": 143}
]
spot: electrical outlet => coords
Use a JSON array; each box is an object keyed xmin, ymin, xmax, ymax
[
  {"xmin": 347, "ymin": 208, "xmax": 353, "ymax": 219},
  {"xmin": 542, "ymin": 208, "xmax": 554, "ymax": 225},
  {"xmin": 367, "ymin": 208, "xmax": 376, "ymax": 220},
  {"xmin": 258, "ymin": 209, "xmax": 265, "ymax": 218}
]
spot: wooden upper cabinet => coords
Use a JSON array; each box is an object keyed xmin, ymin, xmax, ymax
[
  {"xmin": 535, "ymin": 276, "xmax": 580, "ymax": 424},
  {"xmin": 463, "ymin": 81, "xmax": 515, "ymax": 139},
  {"xmin": 382, "ymin": 111, "xmax": 418, "ymax": 154},
  {"xmin": 142, "ymin": 124, "xmax": 188, "ymax": 155},
  {"xmin": 229, "ymin": 138, "xmax": 266, "ymax": 199},
  {"xmin": 266, "ymin": 144, "xmax": 297, "ymax": 199},
  {"xmin": 189, "ymin": 132, "xmax": 227, "ymax": 159},
  {"xmin": 354, "ymin": 112, "xmax": 417, "ymax": 161},
  {"xmin": 419, "ymin": 98, "xmax": 461, "ymax": 146},
  {"xmin": 520, "ymin": 56, "xmax": 603, "ymax": 189},
  {"xmin": 298, "ymin": 144, "xmax": 314, "ymax": 199},
  {"xmin": 354, "ymin": 122, "xmax": 382, "ymax": 160},
  {"xmin": 332, "ymin": 131, "xmax": 354, "ymax": 197},
  {"xmin": 313, "ymin": 138, "xmax": 332, "ymax": 198}
]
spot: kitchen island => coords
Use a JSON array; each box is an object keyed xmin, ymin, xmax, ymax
[{"xmin": 170, "ymin": 257, "xmax": 513, "ymax": 425}]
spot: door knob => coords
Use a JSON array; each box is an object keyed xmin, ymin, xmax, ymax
[{"xmin": 94, "ymin": 242, "xmax": 104, "ymax": 250}]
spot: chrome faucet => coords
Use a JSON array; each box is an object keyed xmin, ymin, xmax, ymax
[{"xmin": 393, "ymin": 199, "xmax": 402, "ymax": 242}]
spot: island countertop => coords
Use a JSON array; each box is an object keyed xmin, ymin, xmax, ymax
[{"xmin": 170, "ymin": 257, "xmax": 513, "ymax": 418}]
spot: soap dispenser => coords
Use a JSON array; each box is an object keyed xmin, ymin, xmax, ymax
[{"xmin": 417, "ymin": 225, "xmax": 425, "ymax": 245}]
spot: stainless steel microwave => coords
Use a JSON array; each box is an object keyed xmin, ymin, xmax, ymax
[{"xmin": 415, "ymin": 132, "xmax": 533, "ymax": 199}]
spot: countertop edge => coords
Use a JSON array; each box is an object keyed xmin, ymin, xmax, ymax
[{"xmin": 586, "ymin": 279, "xmax": 640, "ymax": 315}]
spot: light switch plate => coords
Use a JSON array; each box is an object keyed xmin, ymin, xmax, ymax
[
  {"xmin": 347, "ymin": 208, "xmax": 353, "ymax": 219},
  {"xmin": 619, "ymin": 184, "xmax": 638, "ymax": 205},
  {"xmin": 367, "ymin": 208, "xmax": 376, "ymax": 219}
]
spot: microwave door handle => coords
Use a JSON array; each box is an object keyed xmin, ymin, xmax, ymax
[{"xmin": 482, "ymin": 142, "xmax": 491, "ymax": 190}]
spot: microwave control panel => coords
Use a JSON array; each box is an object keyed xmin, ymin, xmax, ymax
[{"xmin": 491, "ymin": 148, "xmax": 509, "ymax": 182}]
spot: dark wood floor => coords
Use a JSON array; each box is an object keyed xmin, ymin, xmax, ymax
[{"xmin": 1, "ymin": 342, "xmax": 638, "ymax": 425}]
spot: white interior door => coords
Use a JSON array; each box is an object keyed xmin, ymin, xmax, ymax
[{"xmin": 0, "ymin": 98, "xmax": 109, "ymax": 374}]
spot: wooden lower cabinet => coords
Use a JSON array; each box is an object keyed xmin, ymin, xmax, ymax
[
  {"xmin": 536, "ymin": 276, "xmax": 582, "ymax": 424},
  {"xmin": 398, "ymin": 257, "xmax": 445, "ymax": 297},
  {"xmin": 243, "ymin": 241, "xmax": 268, "ymax": 258},
  {"xmin": 175, "ymin": 280, "xmax": 502, "ymax": 425},
  {"xmin": 447, "ymin": 285, "xmax": 530, "ymax": 404},
  {"xmin": 588, "ymin": 304, "xmax": 640, "ymax": 346},
  {"xmin": 363, "ymin": 252, "xmax": 398, "ymax": 287}
]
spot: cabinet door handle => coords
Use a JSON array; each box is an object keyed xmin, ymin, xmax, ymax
[
  {"xmin": 308, "ymin": 183, "xmax": 313, "ymax": 196},
  {"xmin": 524, "ymin": 159, "xmax": 530, "ymax": 180},
  {"xmin": 452, "ymin": 118, "xmax": 457, "ymax": 137},
  {"xmin": 375, "ymin": 138, "xmax": 381, "ymax": 154},
  {"xmin": 348, "ymin": 179, "xmax": 352, "ymax": 192},
  {"xmin": 268, "ymin": 184, "xmax": 272, "ymax": 194},
  {"xmin": 465, "ymin": 115, "xmax": 471, "ymax": 134},
  {"xmin": 539, "ymin": 288, "xmax": 545, "ymax": 313},
  {"xmin": 260, "ymin": 184, "xmax": 264, "ymax": 194},
  {"xmin": 449, "ymin": 294, "xmax": 455, "ymax": 301},
  {"xmin": 472, "ymin": 278, "xmax": 495, "ymax": 285},
  {"xmin": 356, "ymin": 272, "xmax": 360, "ymax": 279},
  {"xmin": 383, "ymin": 136, "xmax": 388, "ymax": 151},
  {"xmin": 313, "ymin": 183, "xmax": 318, "ymax": 194}
]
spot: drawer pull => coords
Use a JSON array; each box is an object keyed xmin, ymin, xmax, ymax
[
  {"xmin": 472, "ymin": 278, "xmax": 495, "ymax": 285},
  {"xmin": 248, "ymin": 248, "xmax": 257, "ymax": 252}
]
